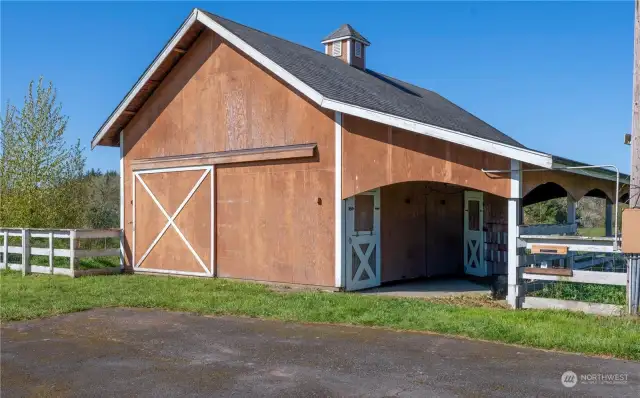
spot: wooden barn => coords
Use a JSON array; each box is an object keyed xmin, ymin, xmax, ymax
[{"xmin": 92, "ymin": 9, "xmax": 629, "ymax": 296}]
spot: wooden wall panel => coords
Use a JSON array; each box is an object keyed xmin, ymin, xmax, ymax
[
  {"xmin": 122, "ymin": 30, "xmax": 335, "ymax": 286},
  {"xmin": 380, "ymin": 182, "xmax": 465, "ymax": 283},
  {"xmin": 522, "ymin": 167, "xmax": 618, "ymax": 203},
  {"xmin": 425, "ymin": 185, "xmax": 464, "ymax": 277},
  {"xmin": 342, "ymin": 115, "xmax": 511, "ymax": 199},
  {"xmin": 380, "ymin": 182, "xmax": 426, "ymax": 282}
]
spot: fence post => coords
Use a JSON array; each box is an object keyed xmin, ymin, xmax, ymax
[
  {"xmin": 507, "ymin": 159, "xmax": 523, "ymax": 308},
  {"xmin": 49, "ymin": 231, "xmax": 54, "ymax": 274},
  {"xmin": 69, "ymin": 230, "xmax": 76, "ymax": 277},
  {"xmin": 2, "ymin": 230, "xmax": 7, "ymax": 268},
  {"xmin": 22, "ymin": 229, "xmax": 31, "ymax": 276},
  {"xmin": 629, "ymin": 255, "xmax": 640, "ymax": 315}
]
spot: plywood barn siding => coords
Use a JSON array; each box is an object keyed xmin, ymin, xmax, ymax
[
  {"xmin": 380, "ymin": 182, "xmax": 465, "ymax": 283},
  {"xmin": 425, "ymin": 184, "xmax": 464, "ymax": 277},
  {"xmin": 522, "ymin": 166, "xmax": 619, "ymax": 203},
  {"xmin": 122, "ymin": 30, "xmax": 335, "ymax": 286},
  {"xmin": 351, "ymin": 44, "xmax": 365, "ymax": 70},
  {"xmin": 380, "ymin": 182, "xmax": 427, "ymax": 282},
  {"xmin": 341, "ymin": 115, "xmax": 511, "ymax": 199}
]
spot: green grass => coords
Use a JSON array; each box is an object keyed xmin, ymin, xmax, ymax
[
  {"xmin": 578, "ymin": 227, "xmax": 606, "ymax": 237},
  {"xmin": 28, "ymin": 255, "xmax": 120, "ymax": 269},
  {"xmin": 1, "ymin": 271, "xmax": 639, "ymax": 360},
  {"xmin": 531, "ymin": 282, "xmax": 627, "ymax": 305}
]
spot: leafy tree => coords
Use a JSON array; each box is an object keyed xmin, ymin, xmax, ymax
[
  {"xmin": 84, "ymin": 169, "xmax": 119, "ymax": 229},
  {"xmin": 0, "ymin": 78, "xmax": 86, "ymax": 228},
  {"xmin": 524, "ymin": 197, "xmax": 568, "ymax": 225}
]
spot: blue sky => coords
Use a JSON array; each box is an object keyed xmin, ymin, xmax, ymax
[{"xmin": 1, "ymin": 1, "xmax": 636, "ymax": 173}]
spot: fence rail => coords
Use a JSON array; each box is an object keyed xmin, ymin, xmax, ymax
[
  {"xmin": 515, "ymin": 233, "xmax": 634, "ymax": 315},
  {"xmin": 0, "ymin": 228, "xmax": 121, "ymax": 277}
]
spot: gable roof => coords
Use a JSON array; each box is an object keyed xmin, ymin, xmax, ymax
[
  {"xmin": 322, "ymin": 24, "xmax": 370, "ymax": 45},
  {"xmin": 93, "ymin": 9, "xmax": 555, "ymax": 167},
  {"xmin": 206, "ymin": 12, "xmax": 524, "ymax": 149}
]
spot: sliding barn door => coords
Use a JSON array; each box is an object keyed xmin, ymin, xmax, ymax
[{"xmin": 132, "ymin": 166, "xmax": 214, "ymax": 276}]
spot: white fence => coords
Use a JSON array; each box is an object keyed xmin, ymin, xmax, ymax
[
  {"xmin": 0, "ymin": 228, "xmax": 121, "ymax": 277},
  {"xmin": 517, "ymin": 234, "xmax": 627, "ymax": 315}
]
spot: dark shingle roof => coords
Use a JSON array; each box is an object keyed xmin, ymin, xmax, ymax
[
  {"xmin": 204, "ymin": 12, "xmax": 524, "ymax": 148},
  {"xmin": 323, "ymin": 24, "xmax": 370, "ymax": 45}
]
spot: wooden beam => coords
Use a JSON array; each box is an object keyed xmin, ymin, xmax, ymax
[
  {"xmin": 523, "ymin": 267, "xmax": 572, "ymax": 277},
  {"xmin": 531, "ymin": 244, "xmax": 568, "ymax": 255},
  {"xmin": 131, "ymin": 143, "xmax": 317, "ymax": 171}
]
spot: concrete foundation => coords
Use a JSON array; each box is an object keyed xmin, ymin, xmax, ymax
[{"xmin": 358, "ymin": 278, "xmax": 491, "ymax": 298}]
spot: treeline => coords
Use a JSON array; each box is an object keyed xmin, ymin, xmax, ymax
[
  {"xmin": 1, "ymin": 78, "xmax": 119, "ymax": 229},
  {"xmin": 524, "ymin": 196, "xmax": 626, "ymax": 228}
]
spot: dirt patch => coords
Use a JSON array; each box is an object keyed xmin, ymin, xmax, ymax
[{"xmin": 422, "ymin": 294, "xmax": 510, "ymax": 309}]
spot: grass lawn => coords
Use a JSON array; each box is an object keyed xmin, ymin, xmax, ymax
[
  {"xmin": 1, "ymin": 271, "xmax": 639, "ymax": 360},
  {"xmin": 577, "ymin": 227, "xmax": 606, "ymax": 237},
  {"xmin": 28, "ymin": 255, "xmax": 120, "ymax": 269},
  {"xmin": 530, "ymin": 282, "xmax": 627, "ymax": 305}
]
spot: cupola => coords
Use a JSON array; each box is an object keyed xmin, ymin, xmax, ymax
[{"xmin": 322, "ymin": 24, "xmax": 370, "ymax": 69}]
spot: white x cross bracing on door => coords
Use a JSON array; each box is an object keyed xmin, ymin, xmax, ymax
[
  {"xmin": 467, "ymin": 239, "xmax": 481, "ymax": 268},
  {"xmin": 351, "ymin": 236, "xmax": 376, "ymax": 283},
  {"xmin": 134, "ymin": 167, "xmax": 213, "ymax": 275}
]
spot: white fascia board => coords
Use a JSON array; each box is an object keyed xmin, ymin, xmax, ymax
[
  {"xmin": 197, "ymin": 12, "xmax": 324, "ymax": 105},
  {"xmin": 321, "ymin": 98, "xmax": 554, "ymax": 168},
  {"xmin": 321, "ymin": 36, "xmax": 370, "ymax": 46},
  {"xmin": 551, "ymin": 159, "xmax": 628, "ymax": 184},
  {"xmin": 91, "ymin": 9, "xmax": 199, "ymax": 149}
]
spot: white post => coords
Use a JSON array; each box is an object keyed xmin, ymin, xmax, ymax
[
  {"xmin": 2, "ymin": 230, "xmax": 7, "ymax": 268},
  {"xmin": 605, "ymin": 199, "xmax": 613, "ymax": 237},
  {"xmin": 566, "ymin": 194, "xmax": 577, "ymax": 269},
  {"xmin": 49, "ymin": 231, "xmax": 54, "ymax": 274},
  {"xmin": 120, "ymin": 130, "xmax": 125, "ymax": 271},
  {"xmin": 22, "ymin": 229, "xmax": 30, "ymax": 276},
  {"xmin": 69, "ymin": 230, "xmax": 76, "ymax": 277},
  {"xmin": 507, "ymin": 159, "xmax": 523, "ymax": 308},
  {"xmin": 567, "ymin": 195, "xmax": 577, "ymax": 225},
  {"xmin": 334, "ymin": 111, "xmax": 345, "ymax": 289}
]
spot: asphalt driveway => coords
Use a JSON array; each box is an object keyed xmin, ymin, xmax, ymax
[{"xmin": 1, "ymin": 308, "xmax": 638, "ymax": 397}]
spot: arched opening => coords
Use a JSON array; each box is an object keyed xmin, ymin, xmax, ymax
[
  {"xmin": 577, "ymin": 189, "xmax": 619, "ymax": 237},
  {"xmin": 344, "ymin": 180, "xmax": 504, "ymax": 294},
  {"xmin": 583, "ymin": 188, "xmax": 610, "ymax": 201},
  {"xmin": 522, "ymin": 182, "xmax": 570, "ymax": 226},
  {"xmin": 619, "ymin": 192, "xmax": 629, "ymax": 205},
  {"xmin": 523, "ymin": 182, "xmax": 568, "ymax": 206}
]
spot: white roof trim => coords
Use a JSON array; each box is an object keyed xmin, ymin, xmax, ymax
[
  {"xmin": 551, "ymin": 159, "xmax": 630, "ymax": 184},
  {"xmin": 91, "ymin": 9, "xmax": 199, "ymax": 149},
  {"xmin": 93, "ymin": 9, "xmax": 554, "ymax": 169},
  {"xmin": 321, "ymin": 36, "xmax": 370, "ymax": 46}
]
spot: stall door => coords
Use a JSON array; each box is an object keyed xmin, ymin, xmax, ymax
[
  {"xmin": 464, "ymin": 191, "xmax": 486, "ymax": 276},
  {"xmin": 133, "ymin": 166, "xmax": 214, "ymax": 276},
  {"xmin": 345, "ymin": 190, "xmax": 381, "ymax": 291}
]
